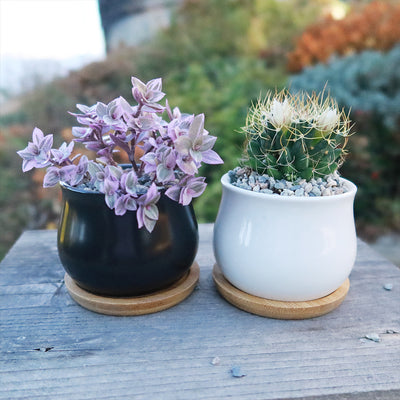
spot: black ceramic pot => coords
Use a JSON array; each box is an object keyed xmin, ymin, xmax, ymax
[{"xmin": 57, "ymin": 183, "xmax": 199, "ymax": 296}]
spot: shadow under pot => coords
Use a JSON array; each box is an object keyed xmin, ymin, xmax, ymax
[{"xmin": 57, "ymin": 182, "xmax": 199, "ymax": 297}]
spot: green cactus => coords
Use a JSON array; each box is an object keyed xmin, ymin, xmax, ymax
[{"xmin": 242, "ymin": 90, "xmax": 351, "ymax": 181}]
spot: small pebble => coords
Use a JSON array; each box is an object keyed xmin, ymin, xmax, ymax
[
  {"xmin": 322, "ymin": 188, "xmax": 332, "ymax": 196},
  {"xmin": 311, "ymin": 187, "xmax": 321, "ymax": 196},
  {"xmin": 326, "ymin": 177, "xmax": 337, "ymax": 188},
  {"xmin": 211, "ymin": 356, "xmax": 220, "ymax": 366},
  {"xmin": 136, "ymin": 185, "xmax": 148, "ymax": 195},
  {"xmin": 274, "ymin": 182, "xmax": 285, "ymax": 190},
  {"xmin": 295, "ymin": 188, "xmax": 305, "ymax": 196},
  {"xmin": 258, "ymin": 176, "xmax": 267, "ymax": 183},
  {"xmin": 383, "ymin": 283, "xmax": 393, "ymax": 291},
  {"xmin": 231, "ymin": 366, "xmax": 246, "ymax": 378},
  {"xmin": 228, "ymin": 170, "xmax": 237, "ymax": 181},
  {"xmin": 239, "ymin": 183, "xmax": 252, "ymax": 190},
  {"xmin": 333, "ymin": 188, "xmax": 344, "ymax": 195},
  {"xmin": 304, "ymin": 182, "xmax": 313, "ymax": 193},
  {"xmin": 261, "ymin": 189, "xmax": 273, "ymax": 194},
  {"xmin": 253, "ymin": 185, "xmax": 260, "ymax": 192},
  {"xmin": 364, "ymin": 333, "xmax": 381, "ymax": 343}
]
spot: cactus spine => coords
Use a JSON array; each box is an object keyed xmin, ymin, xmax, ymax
[{"xmin": 242, "ymin": 90, "xmax": 351, "ymax": 181}]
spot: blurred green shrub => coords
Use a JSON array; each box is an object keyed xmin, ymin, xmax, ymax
[
  {"xmin": 290, "ymin": 46, "xmax": 400, "ymax": 236},
  {"xmin": 0, "ymin": 127, "xmax": 36, "ymax": 259},
  {"xmin": 251, "ymin": 0, "xmax": 332, "ymax": 61},
  {"xmin": 2, "ymin": 0, "xmax": 338, "ymax": 257},
  {"xmin": 138, "ymin": 0, "xmax": 330, "ymax": 74},
  {"xmin": 164, "ymin": 57, "xmax": 286, "ymax": 221}
]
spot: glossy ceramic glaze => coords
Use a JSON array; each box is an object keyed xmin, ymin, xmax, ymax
[
  {"xmin": 213, "ymin": 173, "xmax": 357, "ymax": 301},
  {"xmin": 58, "ymin": 183, "xmax": 198, "ymax": 296}
]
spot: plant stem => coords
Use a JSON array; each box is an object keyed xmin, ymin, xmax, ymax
[
  {"xmin": 133, "ymin": 103, "xmax": 143, "ymax": 118},
  {"xmin": 165, "ymin": 99, "xmax": 173, "ymax": 121},
  {"xmin": 129, "ymin": 138, "xmax": 139, "ymax": 173}
]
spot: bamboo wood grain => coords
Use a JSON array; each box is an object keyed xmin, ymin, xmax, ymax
[
  {"xmin": 64, "ymin": 262, "xmax": 199, "ymax": 316},
  {"xmin": 212, "ymin": 264, "xmax": 350, "ymax": 319}
]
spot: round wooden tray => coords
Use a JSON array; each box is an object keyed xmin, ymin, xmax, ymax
[
  {"xmin": 212, "ymin": 264, "xmax": 350, "ymax": 319},
  {"xmin": 65, "ymin": 262, "xmax": 199, "ymax": 316}
]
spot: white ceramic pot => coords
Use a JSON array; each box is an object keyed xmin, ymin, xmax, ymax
[{"xmin": 213, "ymin": 173, "xmax": 357, "ymax": 301}]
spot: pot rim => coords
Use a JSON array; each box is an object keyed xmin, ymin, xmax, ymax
[
  {"xmin": 221, "ymin": 172, "xmax": 357, "ymax": 202},
  {"xmin": 59, "ymin": 181, "xmax": 102, "ymax": 195},
  {"xmin": 59, "ymin": 181, "xmax": 169, "ymax": 196}
]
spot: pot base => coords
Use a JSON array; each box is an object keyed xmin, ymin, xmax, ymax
[
  {"xmin": 65, "ymin": 262, "xmax": 199, "ymax": 316},
  {"xmin": 213, "ymin": 264, "xmax": 350, "ymax": 319}
]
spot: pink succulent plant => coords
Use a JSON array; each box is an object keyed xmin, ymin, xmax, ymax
[{"xmin": 18, "ymin": 76, "xmax": 223, "ymax": 232}]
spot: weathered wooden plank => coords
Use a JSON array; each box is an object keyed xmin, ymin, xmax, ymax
[{"xmin": 1, "ymin": 225, "xmax": 400, "ymax": 400}]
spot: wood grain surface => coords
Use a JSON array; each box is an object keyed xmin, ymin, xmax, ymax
[
  {"xmin": 213, "ymin": 264, "xmax": 350, "ymax": 319},
  {"xmin": 1, "ymin": 224, "xmax": 400, "ymax": 400}
]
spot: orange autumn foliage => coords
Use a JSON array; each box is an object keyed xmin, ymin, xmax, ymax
[{"xmin": 287, "ymin": 1, "xmax": 400, "ymax": 73}]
